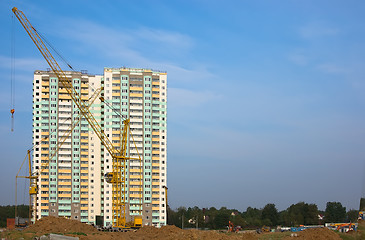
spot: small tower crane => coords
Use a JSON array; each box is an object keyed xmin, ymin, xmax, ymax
[{"xmin": 16, "ymin": 87, "xmax": 101, "ymax": 223}]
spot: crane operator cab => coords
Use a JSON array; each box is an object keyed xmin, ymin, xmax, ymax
[
  {"xmin": 29, "ymin": 186, "xmax": 37, "ymax": 195},
  {"xmin": 104, "ymin": 172, "xmax": 115, "ymax": 183}
]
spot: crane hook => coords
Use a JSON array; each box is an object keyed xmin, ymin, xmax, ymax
[{"xmin": 10, "ymin": 108, "xmax": 15, "ymax": 132}]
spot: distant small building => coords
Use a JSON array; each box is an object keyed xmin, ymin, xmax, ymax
[{"xmin": 7, "ymin": 218, "xmax": 15, "ymax": 229}]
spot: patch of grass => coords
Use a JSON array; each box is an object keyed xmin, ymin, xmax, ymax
[
  {"xmin": 68, "ymin": 231, "xmax": 87, "ymax": 236},
  {"xmin": 338, "ymin": 233, "xmax": 356, "ymax": 240},
  {"xmin": 0, "ymin": 230, "xmax": 36, "ymax": 240}
]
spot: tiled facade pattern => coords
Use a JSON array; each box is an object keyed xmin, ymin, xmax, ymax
[{"xmin": 32, "ymin": 68, "xmax": 167, "ymax": 227}]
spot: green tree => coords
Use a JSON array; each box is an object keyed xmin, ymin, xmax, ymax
[
  {"xmin": 205, "ymin": 207, "xmax": 218, "ymax": 229},
  {"xmin": 278, "ymin": 210, "xmax": 289, "ymax": 226},
  {"xmin": 325, "ymin": 202, "xmax": 346, "ymax": 223},
  {"xmin": 214, "ymin": 207, "xmax": 231, "ymax": 229},
  {"xmin": 167, "ymin": 206, "xmax": 179, "ymax": 226},
  {"xmin": 304, "ymin": 203, "xmax": 319, "ymax": 225},
  {"xmin": 261, "ymin": 203, "xmax": 279, "ymax": 227},
  {"xmin": 0, "ymin": 205, "xmax": 29, "ymax": 227},
  {"xmin": 346, "ymin": 209, "xmax": 358, "ymax": 223},
  {"xmin": 287, "ymin": 203, "xmax": 304, "ymax": 226},
  {"xmin": 286, "ymin": 202, "xmax": 319, "ymax": 226},
  {"xmin": 243, "ymin": 207, "xmax": 262, "ymax": 228},
  {"xmin": 175, "ymin": 207, "xmax": 187, "ymax": 228},
  {"xmin": 232, "ymin": 214, "xmax": 245, "ymax": 227}
]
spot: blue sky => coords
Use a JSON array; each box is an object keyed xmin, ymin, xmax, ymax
[{"xmin": 1, "ymin": 0, "xmax": 365, "ymax": 212}]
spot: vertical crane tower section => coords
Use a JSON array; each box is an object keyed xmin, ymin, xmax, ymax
[
  {"xmin": 16, "ymin": 88, "xmax": 101, "ymax": 224},
  {"xmin": 12, "ymin": 7, "xmax": 142, "ymax": 228}
]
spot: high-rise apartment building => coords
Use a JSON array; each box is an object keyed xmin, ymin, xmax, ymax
[{"xmin": 32, "ymin": 67, "xmax": 167, "ymax": 227}]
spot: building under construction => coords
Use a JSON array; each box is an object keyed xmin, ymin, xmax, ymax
[{"xmin": 32, "ymin": 67, "xmax": 167, "ymax": 227}]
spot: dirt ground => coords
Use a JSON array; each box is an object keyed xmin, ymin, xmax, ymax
[
  {"xmin": 0, "ymin": 216, "xmax": 350, "ymax": 240},
  {"xmin": 282, "ymin": 228, "xmax": 342, "ymax": 240},
  {"xmin": 25, "ymin": 216, "xmax": 98, "ymax": 235}
]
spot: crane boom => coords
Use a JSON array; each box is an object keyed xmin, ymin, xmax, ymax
[
  {"xmin": 12, "ymin": 7, "xmax": 116, "ymax": 156},
  {"xmin": 13, "ymin": 7, "xmax": 141, "ymax": 228}
]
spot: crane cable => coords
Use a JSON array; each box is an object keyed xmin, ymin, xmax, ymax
[
  {"xmin": 36, "ymin": 28, "xmax": 74, "ymax": 71},
  {"xmin": 35, "ymin": 25, "xmax": 125, "ymax": 120},
  {"xmin": 10, "ymin": 14, "xmax": 15, "ymax": 131}
]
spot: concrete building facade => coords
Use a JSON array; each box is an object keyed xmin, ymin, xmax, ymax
[{"xmin": 32, "ymin": 67, "xmax": 167, "ymax": 227}]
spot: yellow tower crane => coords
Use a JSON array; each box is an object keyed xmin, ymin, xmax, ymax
[
  {"xmin": 16, "ymin": 87, "xmax": 101, "ymax": 223},
  {"xmin": 13, "ymin": 7, "xmax": 142, "ymax": 228}
]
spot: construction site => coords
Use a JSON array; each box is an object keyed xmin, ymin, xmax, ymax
[
  {"xmin": 2, "ymin": 2, "xmax": 365, "ymax": 240},
  {"xmin": 1, "ymin": 215, "xmax": 364, "ymax": 239},
  {"xmin": 11, "ymin": 5, "xmax": 167, "ymax": 231}
]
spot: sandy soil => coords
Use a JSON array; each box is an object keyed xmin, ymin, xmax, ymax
[
  {"xmin": 282, "ymin": 227, "xmax": 342, "ymax": 240},
  {"xmin": 7, "ymin": 216, "xmax": 343, "ymax": 240}
]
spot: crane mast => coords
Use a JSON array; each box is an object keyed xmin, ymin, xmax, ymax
[
  {"xmin": 16, "ymin": 87, "xmax": 101, "ymax": 224},
  {"xmin": 13, "ymin": 7, "xmax": 141, "ymax": 228}
]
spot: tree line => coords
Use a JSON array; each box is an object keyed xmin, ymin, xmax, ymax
[
  {"xmin": 167, "ymin": 202, "xmax": 359, "ymax": 229},
  {"xmin": 0, "ymin": 202, "xmax": 359, "ymax": 229}
]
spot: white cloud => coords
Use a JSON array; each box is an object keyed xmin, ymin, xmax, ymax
[
  {"xmin": 162, "ymin": 63, "xmax": 215, "ymax": 84},
  {"xmin": 288, "ymin": 53, "xmax": 308, "ymax": 66},
  {"xmin": 317, "ymin": 63, "xmax": 348, "ymax": 74},
  {"xmin": 53, "ymin": 19, "xmax": 193, "ymax": 65},
  {"xmin": 47, "ymin": 18, "xmax": 206, "ymax": 86},
  {"xmin": 43, "ymin": 17, "xmax": 221, "ymax": 91},
  {"xmin": 134, "ymin": 28, "xmax": 194, "ymax": 50},
  {"xmin": 0, "ymin": 55, "xmax": 45, "ymax": 72},
  {"xmin": 299, "ymin": 23, "xmax": 340, "ymax": 39},
  {"xmin": 169, "ymin": 87, "xmax": 221, "ymax": 107}
]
